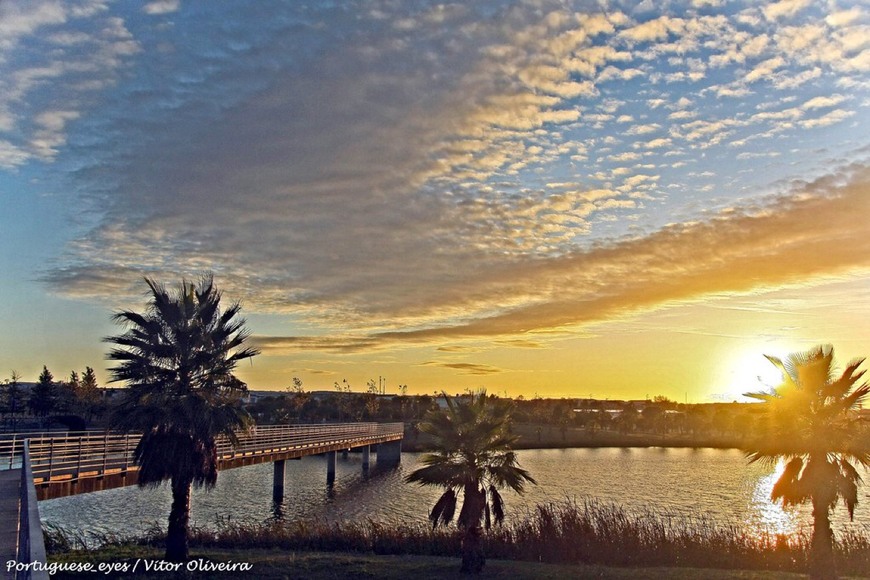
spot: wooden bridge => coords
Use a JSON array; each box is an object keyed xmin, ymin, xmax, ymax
[
  {"xmin": 0, "ymin": 423, "xmax": 403, "ymax": 578},
  {"xmin": 1, "ymin": 423, "xmax": 404, "ymax": 500}
]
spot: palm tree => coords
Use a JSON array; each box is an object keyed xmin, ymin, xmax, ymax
[
  {"xmin": 105, "ymin": 275, "xmax": 259, "ymax": 562},
  {"xmin": 743, "ymin": 345, "xmax": 869, "ymax": 580},
  {"xmin": 405, "ymin": 390, "xmax": 535, "ymax": 573}
]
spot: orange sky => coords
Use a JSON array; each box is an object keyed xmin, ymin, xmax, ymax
[{"xmin": 237, "ymin": 173, "xmax": 870, "ymax": 401}]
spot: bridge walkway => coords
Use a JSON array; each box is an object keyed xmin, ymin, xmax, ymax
[{"xmin": 0, "ymin": 468, "xmax": 20, "ymax": 578}]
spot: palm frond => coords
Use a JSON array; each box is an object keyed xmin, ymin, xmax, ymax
[
  {"xmin": 429, "ymin": 489, "xmax": 457, "ymax": 529},
  {"xmin": 490, "ymin": 485, "xmax": 505, "ymax": 525},
  {"xmin": 833, "ymin": 458, "xmax": 860, "ymax": 519},
  {"xmin": 404, "ymin": 456, "xmax": 467, "ymax": 488},
  {"xmin": 771, "ymin": 457, "xmax": 807, "ymax": 507},
  {"xmin": 823, "ymin": 358, "xmax": 866, "ymax": 398}
]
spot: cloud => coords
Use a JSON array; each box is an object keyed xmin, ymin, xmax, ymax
[
  {"xmin": 241, "ymin": 164, "xmax": 870, "ymax": 354},
  {"xmin": 495, "ymin": 339, "xmax": 544, "ymax": 349},
  {"xmin": 826, "ymin": 7, "xmax": 863, "ymax": 28},
  {"xmin": 0, "ymin": 1, "xmax": 66, "ymax": 55},
  {"xmin": 626, "ymin": 123, "xmax": 661, "ymax": 135},
  {"xmin": 364, "ymin": 165, "xmax": 870, "ymax": 346},
  {"xmin": 21, "ymin": 2, "xmax": 870, "ymax": 360},
  {"xmin": 0, "ymin": 0, "xmax": 139, "ymax": 166},
  {"xmin": 801, "ymin": 94, "xmax": 848, "ymax": 109},
  {"xmin": 422, "ymin": 361, "xmax": 504, "ymax": 376},
  {"xmin": 744, "ymin": 56, "xmax": 786, "ymax": 83},
  {"xmin": 639, "ymin": 138, "xmax": 672, "ymax": 149},
  {"xmin": 143, "ymin": 1, "xmax": 179, "ymax": 15},
  {"xmin": 620, "ymin": 16, "xmax": 683, "ymax": 43},
  {"xmin": 799, "ymin": 108, "xmax": 854, "ymax": 129},
  {"xmin": 763, "ymin": 0, "xmax": 813, "ymax": 21}
]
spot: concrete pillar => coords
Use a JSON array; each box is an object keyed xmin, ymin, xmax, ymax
[
  {"xmin": 273, "ymin": 460, "xmax": 286, "ymax": 502},
  {"xmin": 361, "ymin": 445, "xmax": 370, "ymax": 472},
  {"xmin": 341, "ymin": 449, "xmax": 349, "ymax": 459},
  {"xmin": 377, "ymin": 440, "xmax": 402, "ymax": 467},
  {"xmin": 326, "ymin": 450, "xmax": 336, "ymax": 485}
]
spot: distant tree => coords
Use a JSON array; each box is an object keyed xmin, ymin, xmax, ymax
[
  {"xmin": 106, "ymin": 275, "xmax": 258, "ymax": 562},
  {"xmin": 78, "ymin": 367, "xmax": 101, "ymax": 421},
  {"xmin": 334, "ymin": 380, "xmax": 354, "ymax": 421},
  {"xmin": 365, "ymin": 378, "xmax": 380, "ymax": 418},
  {"xmin": 653, "ymin": 395, "xmax": 677, "ymax": 408},
  {"xmin": 282, "ymin": 377, "xmax": 310, "ymax": 423},
  {"xmin": 743, "ymin": 346, "xmax": 870, "ymax": 580},
  {"xmin": 641, "ymin": 405, "xmax": 666, "ymax": 434},
  {"xmin": 4, "ymin": 371, "xmax": 23, "ymax": 430},
  {"xmin": 56, "ymin": 370, "xmax": 81, "ymax": 414},
  {"xmin": 68, "ymin": 370, "xmax": 81, "ymax": 392},
  {"xmin": 406, "ymin": 390, "xmax": 535, "ymax": 573},
  {"xmin": 29, "ymin": 366, "xmax": 56, "ymax": 419}
]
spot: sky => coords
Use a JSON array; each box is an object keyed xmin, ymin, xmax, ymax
[{"xmin": 1, "ymin": 0, "xmax": 869, "ymax": 402}]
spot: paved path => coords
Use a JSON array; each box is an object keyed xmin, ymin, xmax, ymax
[{"xmin": 0, "ymin": 468, "xmax": 20, "ymax": 578}]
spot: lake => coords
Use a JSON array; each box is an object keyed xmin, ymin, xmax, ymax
[{"xmin": 39, "ymin": 448, "xmax": 870, "ymax": 541}]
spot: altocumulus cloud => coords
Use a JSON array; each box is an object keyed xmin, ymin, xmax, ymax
[
  {"xmin": 22, "ymin": 1, "xmax": 868, "ymax": 354},
  {"xmin": 245, "ymin": 165, "xmax": 870, "ymax": 353}
]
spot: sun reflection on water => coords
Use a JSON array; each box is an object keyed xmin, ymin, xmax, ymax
[{"xmin": 747, "ymin": 459, "xmax": 802, "ymax": 537}]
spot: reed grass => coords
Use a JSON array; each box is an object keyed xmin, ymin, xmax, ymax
[{"xmin": 44, "ymin": 499, "xmax": 870, "ymax": 576}]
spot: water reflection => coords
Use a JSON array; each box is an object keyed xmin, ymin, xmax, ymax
[
  {"xmin": 749, "ymin": 461, "xmax": 799, "ymax": 536},
  {"xmin": 270, "ymin": 499, "xmax": 284, "ymax": 522}
]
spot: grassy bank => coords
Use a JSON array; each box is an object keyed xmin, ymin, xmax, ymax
[
  {"xmin": 45, "ymin": 499, "xmax": 870, "ymax": 577},
  {"xmin": 47, "ymin": 547, "xmax": 813, "ymax": 579}
]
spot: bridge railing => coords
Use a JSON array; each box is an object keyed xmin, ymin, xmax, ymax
[
  {"xmin": 4, "ymin": 423, "xmax": 404, "ymax": 484},
  {"xmin": 1, "ymin": 431, "xmax": 71, "ymax": 470},
  {"xmin": 223, "ymin": 423, "xmax": 404, "ymax": 459},
  {"xmin": 16, "ymin": 440, "xmax": 49, "ymax": 580}
]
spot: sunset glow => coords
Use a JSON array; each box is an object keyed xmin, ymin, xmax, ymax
[{"xmin": 1, "ymin": 0, "xmax": 868, "ymax": 400}]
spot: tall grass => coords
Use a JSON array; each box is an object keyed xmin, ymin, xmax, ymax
[{"xmin": 45, "ymin": 499, "xmax": 870, "ymax": 576}]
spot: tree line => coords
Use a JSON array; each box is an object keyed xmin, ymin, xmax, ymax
[
  {"xmin": 2, "ymin": 363, "xmax": 774, "ymax": 445},
  {"xmin": 1, "ymin": 366, "xmax": 106, "ymax": 430}
]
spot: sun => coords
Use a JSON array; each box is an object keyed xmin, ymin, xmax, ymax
[{"xmin": 719, "ymin": 346, "xmax": 788, "ymax": 402}]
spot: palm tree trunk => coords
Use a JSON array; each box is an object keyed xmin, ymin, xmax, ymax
[
  {"xmin": 166, "ymin": 475, "xmax": 193, "ymax": 562},
  {"xmin": 810, "ymin": 497, "xmax": 836, "ymax": 580},
  {"xmin": 460, "ymin": 485, "xmax": 485, "ymax": 574}
]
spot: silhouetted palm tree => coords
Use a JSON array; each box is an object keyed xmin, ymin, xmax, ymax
[
  {"xmin": 106, "ymin": 275, "xmax": 258, "ymax": 562},
  {"xmin": 744, "ymin": 345, "xmax": 869, "ymax": 580},
  {"xmin": 406, "ymin": 390, "xmax": 535, "ymax": 573}
]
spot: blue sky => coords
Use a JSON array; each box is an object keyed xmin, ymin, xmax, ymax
[{"xmin": 1, "ymin": 0, "xmax": 868, "ymax": 400}]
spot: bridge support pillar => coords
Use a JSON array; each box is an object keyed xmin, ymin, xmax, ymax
[
  {"xmin": 273, "ymin": 460, "xmax": 286, "ymax": 502},
  {"xmin": 361, "ymin": 445, "xmax": 370, "ymax": 472},
  {"xmin": 377, "ymin": 440, "xmax": 401, "ymax": 467},
  {"xmin": 326, "ymin": 451, "xmax": 336, "ymax": 485}
]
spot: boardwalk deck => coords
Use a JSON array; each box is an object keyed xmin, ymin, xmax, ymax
[{"xmin": 0, "ymin": 468, "xmax": 20, "ymax": 578}]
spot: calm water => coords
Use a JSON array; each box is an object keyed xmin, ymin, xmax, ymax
[{"xmin": 39, "ymin": 448, "xmax": 870, "ymax": 541}]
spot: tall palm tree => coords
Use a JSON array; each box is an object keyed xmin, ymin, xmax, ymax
[
  {"xmin": 405, "ymin": 390, "xmax": 535, "ymax": 573},
  {"xmin": 743, "ymin": 345, "xmax": 869, "ymax": 580},
  {"xmin": 106, "ymin": 275, "xmax": 259, "ymax": 562}
]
